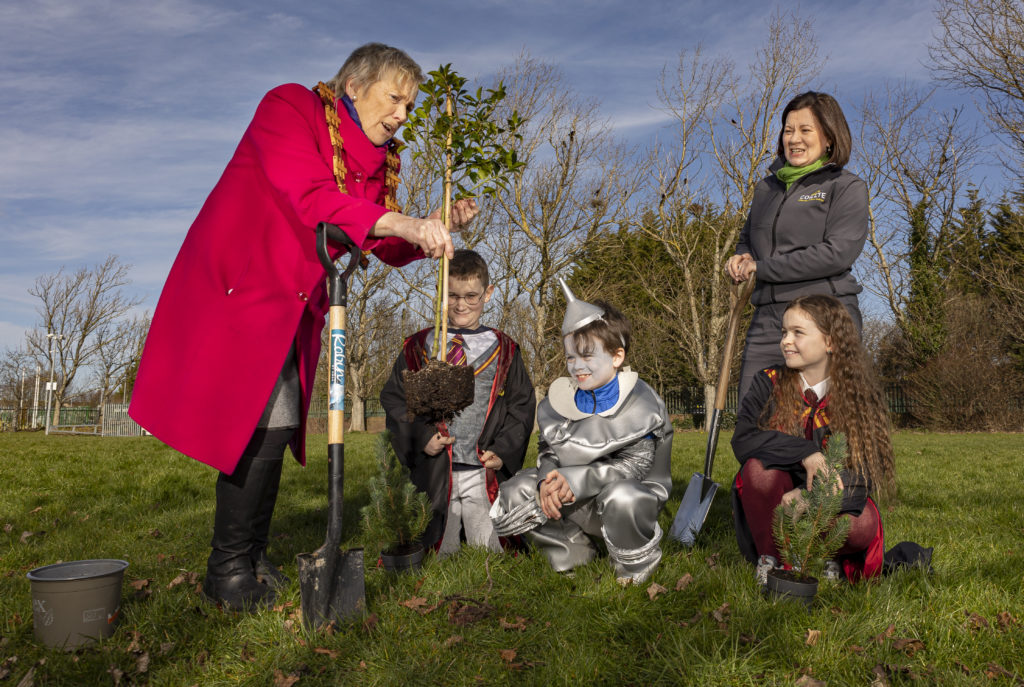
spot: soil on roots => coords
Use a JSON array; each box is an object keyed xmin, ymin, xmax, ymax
[{"xmin": 402, "ymin": 360, "xmax": 475, "ymax": 423}]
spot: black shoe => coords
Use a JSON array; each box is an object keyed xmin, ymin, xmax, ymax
[
  {"xmin": 202, "ymin": 556, "xmax": 276, "ymax": 611},
  {"xmin": 252, "ymin": 549, "xmax": 290, "ymax": 590}
]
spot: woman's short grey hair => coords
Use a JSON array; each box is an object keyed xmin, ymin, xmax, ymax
[{"xmin": 326, "ymin": 43, "xmax": 424, "ymax": 98}]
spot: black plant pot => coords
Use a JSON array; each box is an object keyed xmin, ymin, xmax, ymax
[
  {"xmin": 765, "ymin": 568, "xmax": 818, "ymax": 609},
  {"xmin": 380, "ymin": 543, "xmax": 426, "ymax": 573}
]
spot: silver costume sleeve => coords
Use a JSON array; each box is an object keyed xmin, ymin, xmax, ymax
[{"xmin": 557, "ymin": 438, "xmax": 655, "ymax": 501}]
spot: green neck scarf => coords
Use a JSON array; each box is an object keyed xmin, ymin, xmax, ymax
[{"xmin": 776, "ymin": 155, "xmax": 829, "ymax": 189}]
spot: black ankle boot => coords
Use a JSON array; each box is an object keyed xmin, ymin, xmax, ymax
[
  {"xmin": 203, "ymin": 453, "xmax": 276, "ymax": 611},
  {"xmin": 202, "ymin": 554, "xmax": 274, "ymax": 611}
]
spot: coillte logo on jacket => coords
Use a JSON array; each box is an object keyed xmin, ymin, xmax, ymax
[{"xmin": 798, "ymin": 190, "xmax": 827, "ymax": 203}]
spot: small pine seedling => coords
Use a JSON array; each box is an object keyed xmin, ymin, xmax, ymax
[
  {"xmin": 771, "ymin": 432, "xmax": 852, "ymax": 580},
  {"xmin": 360, "ymin": 432, "xmax": 432, "ymax": 558}
]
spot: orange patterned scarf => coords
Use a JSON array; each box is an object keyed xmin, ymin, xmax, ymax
[{"xmin": 313, "ymin": 82, "xmax": 401, "ymax": 214}]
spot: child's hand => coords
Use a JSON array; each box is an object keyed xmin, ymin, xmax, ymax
[
  {"xmin": 801, "ymin": 452, "xmax": 845, "ymax": 493},
  {"xmin": 480, "ymin": 450, "xmax": 503, "ymax": 470},
  {"xmin": 539, "ymin": 471, "xmax": 575, "ymax": 520},
  {"xmin": 781, "ymin": 487, "xmax": 806, "ymax": 511},
  {"xmin": 424, "ymin": 432, "xmax": 455, "ymax": 456}
]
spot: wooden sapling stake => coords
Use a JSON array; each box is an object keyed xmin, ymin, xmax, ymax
[
  {"xmin": 437, "ymin": 94, "xmax": 454, "ymax": 361},
  {"xmin": 399, "ymin": 64, "xmax": 524, "ymax": 423}
]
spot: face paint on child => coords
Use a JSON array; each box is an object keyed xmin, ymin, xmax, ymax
[{"xmin": 563, "ymin": 334, "xmax": 624, "ymax": 391}]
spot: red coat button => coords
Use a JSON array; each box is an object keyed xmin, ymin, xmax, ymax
[{"xmin": 297, "ymin": 291, "xmax": 308, "ymax": 301}]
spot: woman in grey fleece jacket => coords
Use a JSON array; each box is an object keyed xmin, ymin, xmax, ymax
[{"xmin": 726, "ymin": 91, "xmax": 868, "ymax": 402}]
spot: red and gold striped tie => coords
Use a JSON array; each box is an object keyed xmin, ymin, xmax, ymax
[{"xmin": 446, "ymin": 334, "xmax": 467, "ymax": 366}]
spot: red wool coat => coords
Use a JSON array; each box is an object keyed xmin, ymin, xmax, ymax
[{"xmin": 130, "ymin": 83, "xmax": 422, "ymax": 473}]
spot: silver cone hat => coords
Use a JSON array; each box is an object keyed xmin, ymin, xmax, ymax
[{"xmin": 559, "ymin": 277, "xmax": 605, "ymax": 335}]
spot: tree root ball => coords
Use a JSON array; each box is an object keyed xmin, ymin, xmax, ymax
[{"xmin": 402, "ymin": 360, "xmax": 475, "ymax": 423}]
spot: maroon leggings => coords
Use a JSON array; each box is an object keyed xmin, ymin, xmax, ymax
[{"xmin": 739, "ymin": 458, "xmax": 878, "ymax": 559}]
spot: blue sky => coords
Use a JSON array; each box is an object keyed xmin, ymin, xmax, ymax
[{"xmin": 0, "ymin": 0, "xmax": 957, "ymax": 351}]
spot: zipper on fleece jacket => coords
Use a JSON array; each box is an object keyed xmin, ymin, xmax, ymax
[{"xmin": 767, "ymin": 165, "xmax": 833, "ymax": 303}]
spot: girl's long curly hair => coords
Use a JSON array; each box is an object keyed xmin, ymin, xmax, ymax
[{"xmin": 758, "ymin": 295, "xmax": 896, "ymax": 498}]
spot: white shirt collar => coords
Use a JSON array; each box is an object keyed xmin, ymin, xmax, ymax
[{"xmin": 799, "ymin": 373, "xmax": 830, "ymax": 399}]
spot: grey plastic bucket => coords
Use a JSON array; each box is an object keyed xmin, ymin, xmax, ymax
[{"xmin": 27, "ymin": 559, "xmax": 129, "ymax": 650}]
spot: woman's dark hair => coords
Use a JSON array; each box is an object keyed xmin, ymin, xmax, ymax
[{"xmin": 776, "ymin": 91, "xmax": 853, "ymax": 168}]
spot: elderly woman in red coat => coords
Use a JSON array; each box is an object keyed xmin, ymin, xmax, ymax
[{"xmin": 130, "ymin": 43, "xmax": 478, "ymax": 610}]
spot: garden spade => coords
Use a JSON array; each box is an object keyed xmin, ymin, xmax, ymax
[
  {"xmin": 297, "ymin": 222, "xmax": 365, "ymax": 628},
  {"xmin": 669, "ymin": 276, "xmax": 755, "ymax": 545}
]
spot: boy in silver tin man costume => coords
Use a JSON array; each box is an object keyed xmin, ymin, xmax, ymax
[{"xmin": 490, "ymin": 280, "xmax": 672, "ymax": 584}]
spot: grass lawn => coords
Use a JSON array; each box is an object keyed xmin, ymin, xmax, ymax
[{"xmin": 1, "ymin": 430, "xmax": 1022, "ymax": 686}]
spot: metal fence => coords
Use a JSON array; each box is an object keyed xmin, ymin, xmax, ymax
[
  {"xmin": 0, "ymin": 403, "xmax": 145, "ymax": 436},
  {"xmin": 101, "ymin": 402, "xmax": 146, "ymax": 437},
  {"xmin": 1, "ymin": 385, "xmax": 916, "ymax": 433}
]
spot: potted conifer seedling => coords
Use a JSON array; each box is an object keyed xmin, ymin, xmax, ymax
[
  {"xmin": 766, "ymin": 433, "xmax": 852, "ymax": 608},
  {"xmin": 399, "ymin": 64, "xmax": 523, "ymax": 423},
  {"xmin": 361, "ymin": 433, "xmax": 432, "ymax": 572}
]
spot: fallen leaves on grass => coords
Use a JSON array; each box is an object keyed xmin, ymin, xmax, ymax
[
  {"xmin": 313, "ymin": 647, "xmax": 339, "ymax": 659},
  {"xmin": 677, "ymin": 611, "xmax": 702, "ymax": 628},
  {"xmin": 674, "ymin": 574, "xmax": 693, "ymax": 591},
  {"xmin": 167, "ymin": 571, "xmax": 199, "ymax": 590},
  {"xmin": 159, "ymin": 642, "xmax": 175, "ymax": 656},
  {"xmin": 964, "ymin": 611, "xmax": 989, "ymax": 630},
  {"xmin": 891, "ymin": 638, "xmax": 924, "ymax": 656},
  {"xmin": 3, "ymin": 523, "xmax": 11, "ymax": 533},
  {"xmin": 135, "ymin": 652, "xmax": 150, "ymax": 674},
  {"xmin": 848, "ymin": 644, "xmax": 865, "ymax": 654},
  {"xmin": 499, "ymin": 616, "xmax": 528, "ymax": 631},
  {"xmin": 805, "ymin": 629, "xmax": 821, "ymax": 646},
  {"xmin": 0, "ymin": 655, "xmax": 16, "ymax": 681},
  {"xmin": 29, "ymin": 507, "xmax": 42, "ymax": 515},
  {"xmin": 362, "ymin": 613, "xmax": 379, "ymax": 633},
  {"xmin": 399, "ymin": 596, "xmax": 441, "ymax": 615},
  {"xmin": 19, "ymin": 532, "xmax": 34, "ymax": 544},
  {"xmin": 150, "ymin": 529, "xmax": 162, "ymax": 538},
  {"xmin": 399, "ymin": 595, "xmax": 427, "ymax": 610},
  {"xmin": 873, "ymin": 663, "xmax": 934, "ymax": 683},
  {"xmin": 442, "ymin": 635, "xmax": 463, "ymax": 648},
  {"xmin": 273, "ymin": 601, "xmax": 295, "ymax": 613},
  {"xmin": 705, "ymin": 553, "xmax": 720, "ymax": 570},
  {"xmin": 273, "ymin": 669, "xmax": 300, "ymax": 687},
  {"xmin": 984, "ymin": 662, "xmax": 1017, "ymax": 680},
  {"xmin": 130, "ymin": 578, "xmax": 152, "ymax": 600},
  {"xmin": 873, "ymin": 623, "xmax": 896, "ymax": 643},
  {"xmin": 997, "ymin": 611, "xmax": 1019, "ymax": 632},
  {"xmin": 448, "ymin": 597, "xmax": 493, "ymax": 626},
  {"xmin": 647, "ymin": 583, "xmax": 667, "ymax": 600},
  {"xmin": 498, "ymin": 648, "xmax": 539, "ymax": 670},
  {"xmin": 795, "ymin": 676, "xmax": 825, "ymax": 687},
  {"xmin": 126, "ymin": 631, "xmax": 143, "ymax": 653},
  {"xmin": 711, "ymin": 603, "xmax": 730, "ymax": 624}
]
